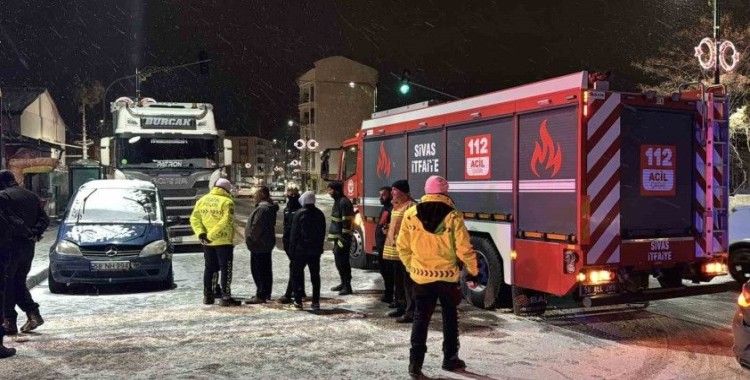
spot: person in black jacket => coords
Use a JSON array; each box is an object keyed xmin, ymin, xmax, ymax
[
  {"xmin": 0, "ymin": 199, "xmax": 16, "ymax": 358},
  {"xmin": 245, "ymin": 186, "xmax": 279, "ymax": 304},
  {"xmin": 327, "ymin": 181, "xmax": 355, "ymax": 295},
  {"xmin": 279, "ymin": 187, "xmax": 303, "ymax": 304},
  {"xmin": 289, "ymin": 191, "xmax": 327, "ymax": 310},
  {"xmin": 0, "ymin": 170, "xmax": 49, "ymax": 337},
  {"xmin": 376, "ymin": 186, "xmax": 394, "ymax": 304}
]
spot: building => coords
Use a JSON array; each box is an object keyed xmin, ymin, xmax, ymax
[
  {"xmin": 0, "ymin": 87, "xmax": 68, "ymax": 215},
  {"xmin": 228, "ymin": 135, "xmax": 284, "ymax": 186},
  {"xmin": 296, "ymin": 56, "xmax": 378, "ymax": 191}
]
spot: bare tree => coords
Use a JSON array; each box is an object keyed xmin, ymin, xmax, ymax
[
  {"xmin": 75, "ymin": 80, "xmax": 105, "ymax": 160},
  {"xmin": 634, "ymin": 15, "xmax": 749, "ymax": 193}
]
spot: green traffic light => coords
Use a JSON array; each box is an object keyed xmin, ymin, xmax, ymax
[{"xmin": 399, "ymin": 82, "xmax": 410, "ymax": 95}]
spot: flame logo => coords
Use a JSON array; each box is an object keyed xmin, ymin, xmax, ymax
[
  {"xmin": 376, "ymin": 142, "xmax": 392, "ymax": 179},
  {"xmin": 530, "ymin": 120, "xmax": 562, "ymax": 177}
]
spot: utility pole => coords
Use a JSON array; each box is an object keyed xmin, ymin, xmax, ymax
[
  {"xmin": 0, "ymin": 88, "xmax": 4, "ymax": 169},
  {"xmin": 81, "ymin": 106, "xmax": 88, "ymax": 160}
]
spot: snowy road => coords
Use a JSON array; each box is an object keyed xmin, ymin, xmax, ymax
[{"xmin": 2, "ymin": 199, "xmax": 748, "ymax": 379}]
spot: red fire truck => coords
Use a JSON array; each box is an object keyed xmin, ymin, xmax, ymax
[{"xmin": 321, "ymin": 71, "xmax": 735, "ymax": 314}]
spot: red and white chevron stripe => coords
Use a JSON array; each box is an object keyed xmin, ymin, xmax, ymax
[{"xmin": 586, "ymin": 93, "xmax": 622, "ymax": 265}]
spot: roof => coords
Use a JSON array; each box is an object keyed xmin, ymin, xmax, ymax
[
  {"xmin": 79, "ymin": 179, "xmax": 157, "ymax": 191},
  {"xmin": 1, "ymin": 87, "xmax": 46, "ymax": 114},
  {"xmin": 361, "ymin": 71, "xmax": 588, "ymax": 130}
]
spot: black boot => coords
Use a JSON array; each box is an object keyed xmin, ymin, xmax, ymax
[
  {"xmin": 409, "ymin": 347, "xmax": 426, "ymax": 378},
  {"xmin": 219, "ymin": 297, "xmax": 241, "ymax": 307},
  {"xmin": 20, "ymin": 309, "xmax": 44, "ymax": 333},
  {"xmin": 2, "ymin": 317, "xmax": 17, "ymax": 336},
  {"xmin": 203, "ymin": 294, "xmax": 215, "ymax": 305},
  {"xmin": 338, "ymin": 283, "xmax": 353, "ymax": 296},
  {"xmin": 330, "ymin": 283, "xmax": 344, "ymax": 292},
  {"xmin": 441, "ymin": 355, "xmax": 466, "ymax": 371},
  {"xmin": 0, "ymin": 337, "xmax": 15, "ymax": 359}
]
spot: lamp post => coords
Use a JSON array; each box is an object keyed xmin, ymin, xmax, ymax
[
  {"xmin": 712, "ymin": 0, "xmax": 720, "ymax": 85},
  {"xmin": 100, "ymin": 59, "xmax": 212, "ymax": 134}
]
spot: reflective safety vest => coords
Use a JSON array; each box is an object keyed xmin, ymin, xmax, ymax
[{"xmin": 328, "ymin": 195, "xmax": 354, "ymax": 241}]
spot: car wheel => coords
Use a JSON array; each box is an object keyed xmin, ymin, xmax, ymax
[
  {"xmin": 460, "ymin": 236, "xmax": 510, "ymax": 309},
  {"xmin": 48, "ymin": 267, "xmax": 67, "ymax": 294},
  {"xmin": 348, "ymin": 228, "xmax": 367, "ymax": 269},
  {"xmin": 730, "ymin": 248, "xmax": 750, "ymax": 284}
]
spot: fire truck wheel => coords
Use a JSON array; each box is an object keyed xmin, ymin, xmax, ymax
[
  {"xmin": 730, "ymin": 247, "xmax": 750, "ymax": 284},
  {"xmin": 348, "ymin": 228, "xmax": 367, "ymax": 269},
  {"xmin": 461, "ymin": 236, "xmax": 508, "ymax": 309},
  {"xmin": 656, "ymin": 268, "xmax": 683, "ymax": 288}
]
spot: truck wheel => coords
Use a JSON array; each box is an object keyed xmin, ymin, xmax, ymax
[
  {"xmin": 730, "ymin": 247, "xmax": 750, "ymax": 284},
  {"xmin": 48, "ymin": 268, "xmax": 67, "ymax": 294},
  {"xmin": 348, "ymin": 228, "xmax": 367, "ymax": 269},
  {"xmin": 512, "ymin": 285, "xmax": 547, "ymax": 316},
  {"xmin": 460, "ymin": 236, "xmax": 509, "ymax": 309}
]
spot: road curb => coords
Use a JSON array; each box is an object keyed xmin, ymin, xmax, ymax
[{"xmin": 27, "ymin": 267, "xmax": 49, "ymax": 289}]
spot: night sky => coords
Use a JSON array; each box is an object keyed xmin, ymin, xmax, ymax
[{"xmin": 0, "ymin": 0, "xmax": 746, "ymax": 146}]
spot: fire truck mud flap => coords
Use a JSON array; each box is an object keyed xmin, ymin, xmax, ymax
[{"xmin": 582, "ymin": 281, "xmax": 738, "ymax": 308}]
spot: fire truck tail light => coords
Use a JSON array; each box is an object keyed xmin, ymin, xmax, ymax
[
  {"xmin": 740, "ymin": 283, "xmax": 750, "ymax": 308},
  {"xmin": 353, "ymin": 212, "xmax": 363, "ymax": 227},
  {"xmin": 577, "ymin": 269, "xmax": 616, "ymax": 285},
  {"xmin": 563, "ymin": 250, "xmax": 578, "ymax": 274},
  {"xmin": 702, "ymin": 261, "xmax": 728, "ymax": 275}
]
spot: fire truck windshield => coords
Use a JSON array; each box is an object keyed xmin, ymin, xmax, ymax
[{"xmin": 117, "ymin": 137, "xmax": 218, "ymax": 169}]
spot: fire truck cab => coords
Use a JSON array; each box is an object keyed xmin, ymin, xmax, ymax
[{"xmin": 322, "ymin": 71, "xmax": 735, "ymax": 314}]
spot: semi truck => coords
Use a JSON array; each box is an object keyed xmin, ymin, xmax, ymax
[
  {"xmin": 99, "ymin": 97, "xmax": 232, "ymax": 247},
  {"xmin": 322, "ymin": 71, "xmax": 735, "ymax": 314}
]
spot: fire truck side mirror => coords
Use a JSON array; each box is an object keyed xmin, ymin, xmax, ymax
[{"xmin": 100, "ymin": 137, "xmax": 111, "ymax": 167}]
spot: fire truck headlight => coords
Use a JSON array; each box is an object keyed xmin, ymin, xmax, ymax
[
  {"xmin": 563, "ymin": 250, "xmax": 578, "ymax": 274},
  {"xmin": 739, "ymin": 282, "xmax": 750, "ymax": 308}
]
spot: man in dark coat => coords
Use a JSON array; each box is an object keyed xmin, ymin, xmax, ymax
[
  {"xmin": 376, "ymin": 186, "xmax": 393, "ymax": 303},
  {"xmin": 289, "ymin": 191, "xmax": 327, "ymax": 310},
  {"xmin": 0, "ymin": 194, "xmax": 16, "ymax": 358},
  {"xmin": 0, "ymin": 170, "xmax": 49, "ymax": 337},
  {"xmin": 245, "ymin": 186, "xmax": 279, "ymax": 304},
  {"xmin": 279, "ymin": 187, "xmax": 303, "ymax": 304}
]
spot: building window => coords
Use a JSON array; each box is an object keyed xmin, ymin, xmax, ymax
[
  {"xmin": 310, "ymin": 85, "xmax": 315, "ymax": 102},
  {"xmin": 257, "ymin": 157, "xmax": 264, "ymax": 164},
  {"xmin": 310, "ymin": 108, "xmax": 315, "ymax": 125}
]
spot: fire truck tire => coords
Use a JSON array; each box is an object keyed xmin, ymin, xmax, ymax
[
  {"xmin": 729, "ymin": 247, "xmax": 750, "ymax": 284},
  {"xmin": 348, "ymin": 228, "xmax": 367, "ymax": 269},
  {"xmin": 460, "ymin": 236, "xmax": 508, "ymax": 309},
  {"xmin": 656, "ymin": 268, "xmax": 683, "ymax": 288}
]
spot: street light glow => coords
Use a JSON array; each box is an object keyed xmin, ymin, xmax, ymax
[
  {"xmin": 399, "ymin": 82, "xmax": 411, "ymax": 95},
  {"xmin": 287, "ymin": 120, "xmax": 294, "ymax": 127},
  {"xmin": 349, "ymin": 81, "xmax": 356, "ymax": 88}
]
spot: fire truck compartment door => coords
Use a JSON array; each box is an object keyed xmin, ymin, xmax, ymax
[{"xmin": 620, "ymin": 107, "xmax": 693, "ymax": 239}]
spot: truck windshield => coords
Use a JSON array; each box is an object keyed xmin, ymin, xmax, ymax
[
  {"xmin": 68, "ymin": 188, "xmax": 160, "ymax": 223},
  {"xmin": 117, "ymin": 137, "xmax": 218, "ymax": 169}
]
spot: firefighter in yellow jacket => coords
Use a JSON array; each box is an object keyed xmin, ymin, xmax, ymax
[
  {"xmin": 396, "ymin": 175, "xmax": 479, "ymax": 378},
  {"xmin": 382, "ymin": 180, "xmax": 416, "ymax": 322},
  {"xmin": 190, "ymin": 178, "xmax": 240, "ymax": 307}
]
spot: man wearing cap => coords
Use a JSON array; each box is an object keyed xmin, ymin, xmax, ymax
[
  {"xmin": 288, "ymin": 191, "xmax": 327, "ymax": 310},
  {"xmin": 326, "ymin": 181, "xmax": 355, "ymax": 295},
  {"xmin": 383, "ymin": 180, "xmax": 416, "ymax": 323},
  {"xmin": 190, "ymin": 178, "xmax": 240, "ymax": 307},
  {"xmin": 397, "ymin": 175, "xmax": 479, "ymax": 377}
]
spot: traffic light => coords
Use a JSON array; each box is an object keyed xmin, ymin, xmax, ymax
[{"xmin": 399, "ymin": 70, "xmax": 411, "ymax": 95}]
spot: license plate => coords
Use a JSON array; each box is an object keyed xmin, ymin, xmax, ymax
[
  {"xmin": 580, "ymin": 282, "xmax": 618, "ymax": 297},
  {"xmin": 90, "ymin": 261, "xmax": 131, "ymax": 271}
]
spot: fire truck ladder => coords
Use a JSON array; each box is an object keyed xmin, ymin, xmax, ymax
[{"xmin": 703, "ymin": 90, "xmax": 730, "ymax": 256}]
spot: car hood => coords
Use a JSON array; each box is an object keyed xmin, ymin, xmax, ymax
[{"xmin": 62, "ymin": 224, "xmax": 152, "ymax": 245}]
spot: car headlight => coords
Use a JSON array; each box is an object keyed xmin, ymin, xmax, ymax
[
  {"xmin": 55, "ymin": 240, "xmax": 82, "ymax": 256},
  {"xmin": 140, "ymin": 240, "xmax": 168, "ymax": 257}
]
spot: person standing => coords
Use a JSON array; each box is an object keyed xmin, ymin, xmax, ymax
[
  {"xmin": 189, "ymin": 178, "xmax": 240, "ymax": 307},
  {"xmin": 376, "ymin": 186, "xmax": 393, "ymax": 304},
  {"xmin": 383, "ymin": 180, "xmax": 416, "ymax": 323},
  {"xmin": 245, "ymin": 186, "xmax": 279, "ymax": 304},
  {"xmin": 397, "ymin": 175, "xmax": 479, "ymax": 377},
  {"xmin": 279, "ymin": 187, "xmax": 303, "ymax": 304},
  {"xmin": 0, "ymin": 196, "xmax": 16, "ymax": 358},
  {"xmin": 327, "ymin": 181, "xmax": 355, "ymax": 295},
  {"xmin": 0, "ymin": 170, "xmax": 49, "ymax": 336},
  {"xmin": 288, "ymin": 191, "xmax": 327, "ymax": 310}
]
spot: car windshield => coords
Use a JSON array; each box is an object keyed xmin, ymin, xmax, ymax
[
  {"xmin": 117, "ymin": 137, "xmax": 218, "ymax": 169},
  {"xmin": 67, "ymin": 188, "xmax": 160, "ymax": 223}
]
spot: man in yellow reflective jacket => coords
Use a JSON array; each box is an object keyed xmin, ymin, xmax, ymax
[
  {"xmin": 397, "ymin": 175, "xmax": 479, "ymax": 377},
  {"xmin": 190, "ymin": 178, "xmax": 240, "ymax": 307}
]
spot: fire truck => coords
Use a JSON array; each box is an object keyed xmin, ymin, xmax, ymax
[{"xmin": 321, "ymin": 71, "xmax": 737, "ymax": 314}]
